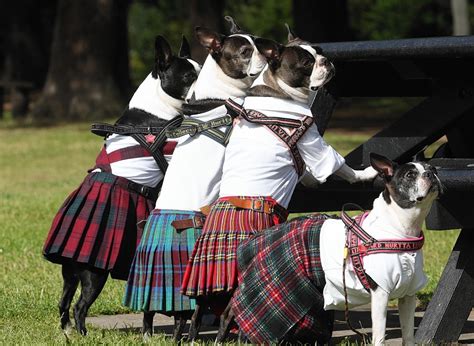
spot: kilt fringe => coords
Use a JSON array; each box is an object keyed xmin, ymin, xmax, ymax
[
  {"xmin": 43, "ymin": 172, "xmax": 154, "ymax": 280},
  {"xmin": 232, "ymin": 214, "xmax": 332, "ymax": 344},
  {"xmin": 181, "ymin": 196, "xmax": 286, "ymax": 298},
  {"xmin": 123, "ymin": 209, "xmax": 202, "ymax": 313}
]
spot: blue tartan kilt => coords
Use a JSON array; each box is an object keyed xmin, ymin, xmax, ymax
[{"xmin": 123, "ymin": 209, "xmax": 203, "ymax": 313}]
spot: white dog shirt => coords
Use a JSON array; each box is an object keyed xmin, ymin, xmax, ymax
[
  {"xmin": 219, "ymin": 96, "xmax": 345, "ymax": 208},
  {"xmin": 320, "ymin": 217, "xmax": 428, "ymax": 310}
]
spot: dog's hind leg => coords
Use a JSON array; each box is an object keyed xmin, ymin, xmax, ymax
[
  {"xmin": 215, "ymin": 301, "xmax": 235, "ymax": 344},
  {"xmin": 59, "ymin": 263, "xmax": 80, "ymax": 331},
  {"xmin": 142, "ymin": 311, "xmax": 155, "ymax": 340},
  {"xmin": 73, "ymin": 267, "xmax": 108, "ymax": 335},
  {"xmin": 188, "ymin": 302, "xmax": 204, "ymax": 342},
  {"xmin": 173, "ymin": 312, "xmax": 191, "ymax": 343}
]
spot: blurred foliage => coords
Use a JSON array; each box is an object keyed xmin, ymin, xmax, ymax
[
  {"xmin": 128, "ymin": 0, "xmax": 473, "ymax": 85},
  {"xmin": 349, "ymin": 0, "xmax": 452, "ymax": 40},
  {"xmin": 128, "ymin": 1, "xmax": 193, "ymax": 85}
]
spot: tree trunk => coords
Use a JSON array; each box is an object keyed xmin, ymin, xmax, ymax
[
  {"xmin": 451, "ymin": 0, "xmax": 470, "ymax": 36},
  {"xmin": 292, "ymin": 0, "xmax": 352, "ymax": 43},
  {"xmin": 32, "ymin": 0, "xmax": 131, "ymax": 121},
  {"xmin": 189, "ymin": 0, "xmax": 225, "ymax": 64}
]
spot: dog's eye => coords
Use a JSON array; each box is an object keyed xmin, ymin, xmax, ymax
[
  {"xmin": 405, "ymin": 171, "xmax": 417, "ymax": 179},
  {"xmin": 301, "ymin": 58, "xmax": 313, "ymax": 67},
  {"xmin": 240, "ymin": 47, "xmax": 252, "ymax": 57}
]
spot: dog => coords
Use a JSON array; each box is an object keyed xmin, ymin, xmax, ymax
[
  {"xmin": 187, "ymin": 26, "xmax": 378, "ymax": 343},
  {"xmin": 121, "ymin": 17, "xmax": 268, "ymax": 341},
  {"xmin": 42, "ymin": 35, "xmax": 200, "ymax": 336},
  {"xmin": 230, "ymin": 153, "xmax": 442, "ymax": 344}
]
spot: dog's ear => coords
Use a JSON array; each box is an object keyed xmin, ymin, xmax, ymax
[
  {"xmin": 254, "ymin": 38, "xmax": 282, "ymax": 69},
  {"xmin": 224, "ymin": 15, "xmax": 244, "ymax": 34},
  {"xmin": 195, "ymin": 27, "xmax": 224, "ymax": 55},
  {"xmin": 285, "ymin": 23, "xmax": 299, "ymax": 43},
  {"xmin": 178, "ymin": 35, "xmax": 191, "ymax": 59},
  {"xmin": 153, "ymin": 35, "xmax": 174, "ymax": 78},
  {"xmin": 370, "ymin": 153, "xmax": 396, "ymax": 179}
]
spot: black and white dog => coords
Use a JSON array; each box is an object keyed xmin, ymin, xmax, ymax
[
  {"xmin": 43, "ymin": 35, "xmax": 200, "ymax": 336},
  {"xmin": 230, "ymin": 153, "xmax": 441, "ymax": 345}
]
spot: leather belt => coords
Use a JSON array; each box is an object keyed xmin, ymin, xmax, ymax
[
  {"xmin": 171, "ymin": 215, "xmax": 205, "ymax": 231},
  {"xmin": 225, "ymin": 197, "xmax": 287, "ymax": 217}
]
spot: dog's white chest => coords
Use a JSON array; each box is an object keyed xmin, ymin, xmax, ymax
[{"xmin": 320, "ymin": 218, "xmax": 427, "ymax": 310}]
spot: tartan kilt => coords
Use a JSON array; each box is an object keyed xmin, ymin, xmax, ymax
[
  {"xmin": 43, "ymin": 171, "xmax": 154, "ymax": 280},
  {"xmin": 123, "ymin": 209, "xmax": 202, "ymax": 313},
  {"xmin": 232, "ymin": 214, "xmax": 333, "ymax": 344},
  {"xmin": 181, "ymin": 196, "xmax": 286, "ymax": 298}
]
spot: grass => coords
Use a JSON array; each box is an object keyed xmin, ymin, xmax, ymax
[{"xmin": 0, "ymin": 121, "xmax": 459, "ymax": 344}]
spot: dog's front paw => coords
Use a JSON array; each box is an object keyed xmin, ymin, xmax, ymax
[{"xmin": 360, "ymin": 166, "xmax": 378, "ymax": 181}]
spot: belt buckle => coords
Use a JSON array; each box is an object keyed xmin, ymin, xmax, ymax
[
  {"xmin": 251, "ymin": 199, "xmax": 265, "ymax": 213},
  {"xmin": 140, "ymin": 185, "xmax": 148, "ymax": 197},
  {"xmin": 192, "ymin": 216, "xmax": 203, "ymax": 229}
]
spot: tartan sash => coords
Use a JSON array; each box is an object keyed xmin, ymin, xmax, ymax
[
  {"xmin": 165, "ymin": 99, "xmax": 242, "ymax": 146},
  {"xmin": 341, "ymin": 203, "xmax": 425, "ymax": 291}
]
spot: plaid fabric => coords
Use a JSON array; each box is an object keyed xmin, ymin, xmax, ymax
[
  {"xmin": 181, "ymin": 196, "xmax": 286, "ymax": 298},
  {"xmin": 123, "ymin": 209, "xmax": 202, "ymax": 313},
  {"xmin": 43, "ymin": 171, "xmax": 154, "ymax": 280},
  {"xmin": 232, "ymin": 214, "xmax": 332, "ymax": 344}
]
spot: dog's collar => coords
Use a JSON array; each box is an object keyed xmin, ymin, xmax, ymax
[{"xmin": 341, "ymin": 203, "xmax": 425, "ymax": 291}]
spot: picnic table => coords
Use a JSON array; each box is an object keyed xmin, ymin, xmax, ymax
[{"xmin": 287, "ymin": 35, "xmax": 474, "ymax": 343}]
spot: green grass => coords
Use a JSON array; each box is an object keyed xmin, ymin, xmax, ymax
[{"xmin": 0, "ymin": 122, "xmax": 459, "ymax": 344}]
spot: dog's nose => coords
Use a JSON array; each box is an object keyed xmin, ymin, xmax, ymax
[
  {"xmin": 422, "ymin": 171, "xmax": 433, "ymax": 179},
  {"xmin": 319, "ymin": 57, "xmax": 329, "ymax": 67}
]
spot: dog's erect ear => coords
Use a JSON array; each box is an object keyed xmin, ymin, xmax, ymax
[
  {"xmin": 285, "ymin": 23, "xmax": 299, "ymax": 43},
  {"xmin": 153, "ymin": 35, "xmax": 173, "ymax": 78},
  {"xmin": 195, "ymin": 27, "xmax": 224, "ymax": 55},
  {"xmin": 370, "ymin": 153, "xmax": 396, "ymax": 179},
  {"xmin": 178, "ymin": 35, "xmax": 191, "ymax": 59},
  {"xmin": 254, "ymin": 38, "xmax": 282, "ymax": 69},
  {"xmin": 224, "ymin": 15, "xmax": 243, "ymax": 34}
]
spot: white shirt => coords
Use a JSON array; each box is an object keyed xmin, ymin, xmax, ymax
[
  {"xmin": 97, "ymin": 134, "xmax": 175, "ymax": 188},
  {"xmin": 156, "ymin": 99, "xmax": 243, "ymax": 211},
  {"xmin": 93, "ymin": 73, "xmax": 181, "ymax": 188},
  {"xmin": 219, "ymin": 96, "xmax": 345, "ymax": 208},
  {"xmin": 320, "ymin": 217, "xmax": 427, "ymax": 310}
]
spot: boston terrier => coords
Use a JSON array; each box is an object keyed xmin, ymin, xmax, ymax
[
  {"xmin": 230, "ymin": 153, "xmax": 442, "ymax": 345},
  {"xmin": 43, "ymin": 35, "xmax": 200, "ymax": 336},
  {"xmin": 249, "ymin": 25, "xmax": 377, "ymax": 184},
  {"xmin": 132, "ymin": 17, "xmax": 268, "ymax": 342}
]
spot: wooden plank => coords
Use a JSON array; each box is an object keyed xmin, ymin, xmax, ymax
[
  {"xmin": 415, "ymin": 228, "xmax": 474, "ymax": 343},
  {"xmin": 344, "ymin": 83, "xmax": 474, "ymax": 168},
  {"xmin": 309, "ymin": 85, "xmax": 337, "ymax": 136}
]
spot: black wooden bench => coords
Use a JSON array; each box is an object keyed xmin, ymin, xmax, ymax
[{"xmin": 287, "ymin": 35, "xmax": 474, "ymax": 343}]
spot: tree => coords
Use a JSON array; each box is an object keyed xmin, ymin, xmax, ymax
[
  {"xmin": 31, "ymin": 0, "xmax": 131, "ymax": 121},
  {"xmin": 189, "ymin": 0, "xmax": 226, "ymax": 63},
  {"xmin": 292, "ymin": 0, "xmax": 352, "ymax": 43},
  {"xmin": 451, "ymin": 0, "xmax": 471, "ymax": 35}
]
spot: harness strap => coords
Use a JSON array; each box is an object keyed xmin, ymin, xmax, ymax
[
  {"xmin": 238, "ymin": 108, "xmax": 313, "ymax": 176},
  {"xmin": 165, "ymin": 99, "xmax": 241, "ymax": 147},
  {"xmin": 341, "ymin": 203, "xmax": 425, "ymax": 291},
  {"xmin": 91, "ymin": 115, "xmax": 183, "ymax": 175}
]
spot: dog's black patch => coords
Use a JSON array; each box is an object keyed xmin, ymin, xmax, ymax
[
  {"xmin": 274, "ymin": 46, "xmax": 315, "ymax": 89},
  {"xmin": 157, "ymin": 57, "xmax": 198, "ymax": 100},
  {"xmin": 115, "ymin": 108, "xmax": 168, "ymax": 128}
]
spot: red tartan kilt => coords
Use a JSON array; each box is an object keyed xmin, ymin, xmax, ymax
[
  {"xmin": 181, "ymin": 196, "xmax": 286, "ymax": 298},
  {"xmin": 43, "ymin": 172, "xmax": 155, "ymax": 280}
]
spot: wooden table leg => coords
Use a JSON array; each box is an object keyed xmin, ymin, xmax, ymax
[{"xmin": 415, "ymin": 228, "xmax": 474, "ymax": 343}]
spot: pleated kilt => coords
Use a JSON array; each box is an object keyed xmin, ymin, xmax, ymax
[
  {"xmin": 43, "ymin": 171, "xmax": 154, "ymax": 280},
  {"xmin": 232, "ymin": 214, "xmax": 334, "ymax": 344},
  {"xmin": 123, "ymin": 209, "xmax": 203, "ymax": 313},
  {"xmin": 181, "ymin": 196, "xmax": 287, "ymax": 298}
]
